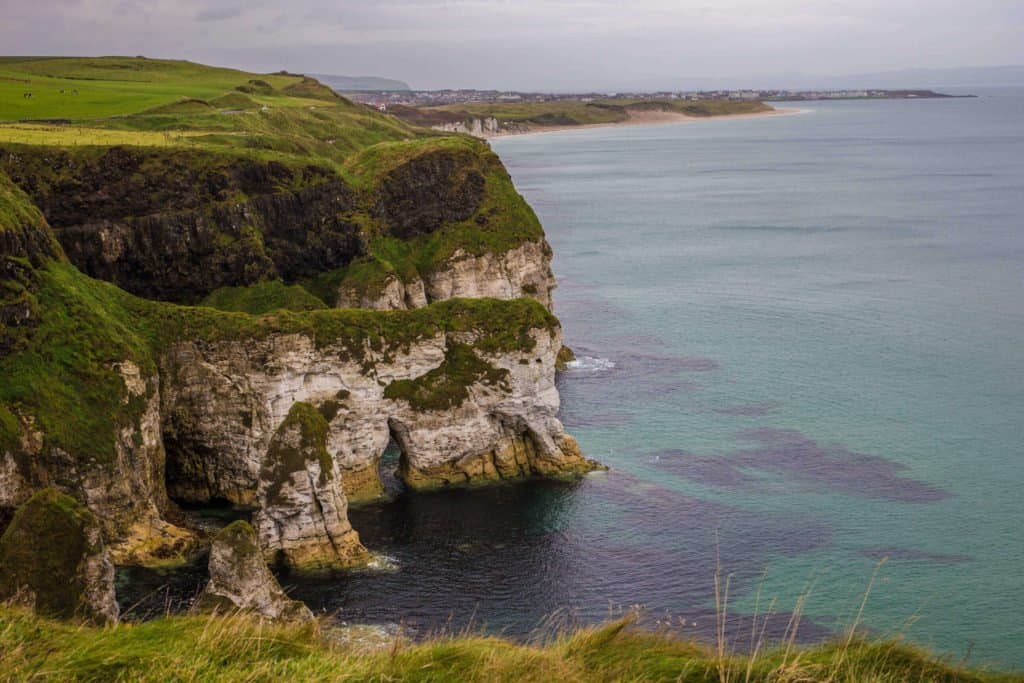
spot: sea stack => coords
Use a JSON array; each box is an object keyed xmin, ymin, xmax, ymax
[{"xmin": 194, "ymin": 521, "xmax": 313, "ymax": 623}]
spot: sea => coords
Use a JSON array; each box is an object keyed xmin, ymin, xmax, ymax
[{"xmin": 120, "ymin": 91, "xmax": 1024, "ymax": 670}]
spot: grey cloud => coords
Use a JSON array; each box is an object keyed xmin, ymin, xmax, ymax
[
  {"xmin": 2, "ymin": 1, "xmax": 1022, "ymax": 90},
  {"xmin": 195, "ymin": 6, "xmax": 244, "ymax": 22}
]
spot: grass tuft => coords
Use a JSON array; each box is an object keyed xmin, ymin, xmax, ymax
[{"xmin": 0, "ymin": 605, "xmax": 1015, "ymax": 682}]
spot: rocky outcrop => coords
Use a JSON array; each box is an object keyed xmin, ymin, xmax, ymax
[
  {"xmin": 375, "ymin": 147, "xmax": 486, "ymax": 239},
  {"xmin": 0, "ymin": 488, "xmax": 118, "ymax": 623},
  {"xmin": 255, "ymin": 403, "xmax": 367, "ymax": 568},
  {"xmin": 194, "ymin": 521, "xmax": 313, "ymax": 622},
  {"xmin": 0, "ymin": 360, "xmax": 195, "ymax": 566},
  {"xmin": 432, "ymin": 117, "xmax": 503, "ymax": 137},
  {"xmin": 335, "ymin": 273, "xmax": 428, "ymax": 311},
  {"xmin": 160, "ymin": 316, "xmax": 592, "ymax": 507},
  {"xmin": 425, "ymin": 240, "xmax": 556, "ymax": 309},
  {"xmin": 0, "ymin": 147, "xmax": 362, "ymax": 304},
  {"xmin": 334, "ymin": 240, "xmax": 556, "ymax": 311}
]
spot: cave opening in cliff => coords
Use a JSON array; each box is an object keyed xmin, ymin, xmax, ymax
[{"xmin": 378, "ymin": 436, "xmax": 408, "ymax": 498}]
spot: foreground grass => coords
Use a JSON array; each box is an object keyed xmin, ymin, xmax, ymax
[{"xmin": 0, "ymin": 607, "xmax": 1016, "ymax": 682}]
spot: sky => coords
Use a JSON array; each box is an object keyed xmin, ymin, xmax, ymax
[{"xmin": 4, "ymin": 0, "xmax": 1024, "ymax": 90}]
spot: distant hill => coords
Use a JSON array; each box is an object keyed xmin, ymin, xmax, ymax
[{"xmin": 311, "ymin": 73, "xmax": 410, "ymax": 91}]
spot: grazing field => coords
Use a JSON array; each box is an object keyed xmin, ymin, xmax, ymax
[
  {"xmin": 0, "ymin": 56, "xmax": 426, "ymax": 172},
  {"xmin": 0, "ymin": 57, "xmax": 301, "ymax": 121},
  {"xmin": 0, "ymin": 123, "xmax": 232, "ymax": 147}
]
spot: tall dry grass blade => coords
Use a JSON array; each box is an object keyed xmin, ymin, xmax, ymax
[{"xmin": 829, "ymin": 557, "xmax": 887, "ymax": 680}]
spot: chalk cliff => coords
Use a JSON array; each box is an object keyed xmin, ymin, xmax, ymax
[
  {"xmin": 194, "ymin": 521, "xmax": 313, "ymax": 622},
  {"xmin": 0, "ymin": 93, "xmax": 594, "ymax": 578}
]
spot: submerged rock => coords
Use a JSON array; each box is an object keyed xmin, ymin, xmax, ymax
[
  {"xmin": 254, "ymin": 402, "xmax": 367, "ymax": 569},
  {"xmin": 0, "ymin": 488, "xmax": 118, "ymax": 623},
  {"xmin": 194, "ymin": 520, "xmax": 312, "ymax": 622},
  {"xmin": 556, "ymin": 345, "xmax": 577, "ymax": 371}
]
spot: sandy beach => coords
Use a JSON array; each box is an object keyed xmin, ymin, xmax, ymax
[{"xmin": 483, "ymin": 106, "xmax": 806, "ymax": 139}]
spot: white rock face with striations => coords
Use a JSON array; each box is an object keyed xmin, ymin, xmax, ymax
[
  {"xmin": 432, "ymin": 117, "xmax": 502, "ymax": 137},
  {"xmin": 159, "ymin": 323, "xmax": 591, "ymax": 510},
  {"xmin": 194, "ymin": 521, "xmax": 313, "ymax": 622},
  {"xmin": 334, "ymin": 240, "xmax": 556, "ymax": 312},
  {"xmin": 254, "ymin": 402, "xmax": 367, "ymax": 568},
  {"xmin": 0, "ymin": 363, "xmax": 195, "ymax": 566}
]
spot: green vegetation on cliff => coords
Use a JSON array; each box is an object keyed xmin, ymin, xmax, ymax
[
  {"xmin": 384, "ymin": 343, "xmax": 510, "ymax": 411},
  {"xmin": 261, "ymin": 403, "xmax": 333, "ymax": 505},
  {"xmin": 0, "ymin": 490, "xmax": 108, "ymax": 623},
  {"xmin": 404, "ymin": 97, "xmax": 774, "ymax": 129},
  {"xmin": 0, "ymin": 607, "xmax": 1015, "ymax": 682},
  {"xmin": 0, "ymin": 57, "xmax": 547, "ymax": 307},
  {"xmin": 201, "ymin": 280, "xmax": 328, "ymax": 315}
]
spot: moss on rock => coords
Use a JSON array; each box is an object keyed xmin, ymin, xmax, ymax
[
  {"xmin": 0, "ymin": 488, "xmax": 118, "ymax": 623},
  {"xmin": 261, "ymin": 403, "xmax": 333, "ymax": 507},
  {"xmin": 194, "ymin": 520, "xmax": 313, "ymax": 622},
  {"xmin": 384, "ymin": 342, "xmax": 509, "ymax": 412}
]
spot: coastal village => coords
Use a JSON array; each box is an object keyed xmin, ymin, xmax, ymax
[{"xmin": 348, "ymin": 88, "xmax": 955, "ymax": 111}]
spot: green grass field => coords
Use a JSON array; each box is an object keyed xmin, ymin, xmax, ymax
[
  {"xmin": 0, "ymin": 57, "xmax": 301, "ymax": 121},
  {"xmin": 0, "ymin": 56, "xmax": 438, "ymax": 180}
]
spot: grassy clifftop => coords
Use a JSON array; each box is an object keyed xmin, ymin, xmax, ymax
[
  {"xmin": 0, "ymin": 57, "xmax": 546, "ymax": 306},
  {"xmin": 0, "ymin": 607, "xmax": 1015, "ymax": 682},
  {"xmin": 0, "ymin": 57, "xmax": 559, "ymax": 466}
]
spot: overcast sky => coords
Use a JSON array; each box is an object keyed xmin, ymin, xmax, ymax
[{"xmin": 5, "ymin": 1, "xmax": 1023, "ymax": 90}]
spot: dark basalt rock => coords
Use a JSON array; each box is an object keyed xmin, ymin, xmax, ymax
[
  {"xmin": 0, "ymin": 147, "xmax": 362, "ymax": 303},
  {"xmin": 375, "ymin": 148, "xmax": 486, "ymax": 239}
]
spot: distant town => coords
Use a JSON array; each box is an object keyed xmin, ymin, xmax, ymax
[{"xmin": 346, "ymin": 88, "xmax": 964, "ymax": 110}]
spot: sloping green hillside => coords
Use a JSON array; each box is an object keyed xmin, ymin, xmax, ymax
[{"xmin": 0, "ymin": 57, "xmax": 545, "ymax": 306}]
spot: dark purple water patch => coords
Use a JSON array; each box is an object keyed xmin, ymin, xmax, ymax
[
  {"xmin": 678, "ymin": 357, "xmax": 720, "ymax": 371},
  {"xmin": 858, "ymin": 547, "xmax": 972, "ymax": 565},
  {"xmin": 735, "ymin": 428, "xmax": 950, "ymax": 503},
  {"xmin": 649, "ymin": 429, "xmax": 949, "ymax": 503},
  {"xmin": 714, "ymin": 402, "xmax": 779, "ymax": 417},
  {"xmin": 594, "ymin": 472, "xmax": 834, "ymax": 586},
  {"xmin": 649, "ymin": 449, "xmax": 760, "ymax": 488}
]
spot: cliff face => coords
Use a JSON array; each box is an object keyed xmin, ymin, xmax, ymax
[
  {"xmin": 0, "ymin": 114, "xmax": 588, "ymax": 577},
  {"xmin": 0, "ymin": 147, "xmax": 362, "ymax": 304},
  {"xmin": 160, "ymin": 322, "xmax": 586, "ymax": 508},
  {"xmin": 0, "ymin": 142, "xmax": 556, "ymax": 313},
  {"xmin": 334, "ymin": 240, "xmax": 556, "ymax": 311}
]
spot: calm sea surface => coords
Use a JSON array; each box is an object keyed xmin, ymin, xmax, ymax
[{"xmin": 121, "ymin": 95, "xmax": 1024, "ymax": 669}]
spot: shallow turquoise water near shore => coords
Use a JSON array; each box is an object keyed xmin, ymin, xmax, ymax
[
  {"xmin": 491, "ymin": 96, "xmax": 1024, "ymax": 668},
  {"xmin": 119, "ymin": 95, "xmax": 1024, "ymax": 671}
]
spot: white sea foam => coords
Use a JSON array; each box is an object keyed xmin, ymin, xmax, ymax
[
  {"xmin": 564, "ymin": 356, "xmax": 616, "ymax": 372},
  {"xmin": 354, "ymin": 553, "xmax": 400, "ymax": 573}
]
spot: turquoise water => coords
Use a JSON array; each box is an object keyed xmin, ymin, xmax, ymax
[
  {"xmin": 120, "ymin": 95, "xmax": 1023, "ymax": 671},
  {"xmin": 492, "ymin": 96, "xmax": 1024, "ymax": 669}
]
